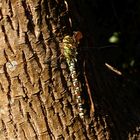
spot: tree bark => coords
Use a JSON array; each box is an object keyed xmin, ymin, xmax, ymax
[{"xmin": 0, "ymin": 0, "xmax": 140, "ymax": 140}]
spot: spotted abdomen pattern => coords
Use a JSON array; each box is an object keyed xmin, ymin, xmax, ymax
[{"xmin": 62, "ymin": 35, "xmax": 84, "ymax": 119}]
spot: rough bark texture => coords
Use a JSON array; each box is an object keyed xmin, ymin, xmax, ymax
[{"xmin": 0, "ymin": 0, "xmax": 140, "ymax": 140}]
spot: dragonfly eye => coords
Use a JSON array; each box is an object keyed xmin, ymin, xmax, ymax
[{"xmin": 73, "ymin": 31, "xmax": 83, "ymax": 44}]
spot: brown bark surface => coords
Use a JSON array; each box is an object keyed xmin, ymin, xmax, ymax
[{"xmin": 0, "ymin": 0, "xmax": 140, "ymax": 140}]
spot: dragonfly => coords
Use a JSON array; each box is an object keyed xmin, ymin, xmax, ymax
[
  {"xmin": 44, "ymin": 32, "xmax": 86, "ymax": 119},
  {"xmin": 44, "ymin": 32, "xmax": 122, "ymax": 119},
  {"xmin": 62, "ymin": 33, "xmax": 85, "ymax": 119}
]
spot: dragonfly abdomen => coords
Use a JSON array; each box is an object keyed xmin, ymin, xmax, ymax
[{"xmin": 63, "ymin": 35, "xmax": 85, "ymax": 119}]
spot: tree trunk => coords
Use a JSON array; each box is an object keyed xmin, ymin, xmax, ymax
[{"xmin": 0, "ymin": 0, "xmax": 140, "ymax": 140}]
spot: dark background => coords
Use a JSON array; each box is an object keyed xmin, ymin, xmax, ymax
[{"xmin": 70, "ymin": 0, "xmax": 140, "ymax": 84}]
